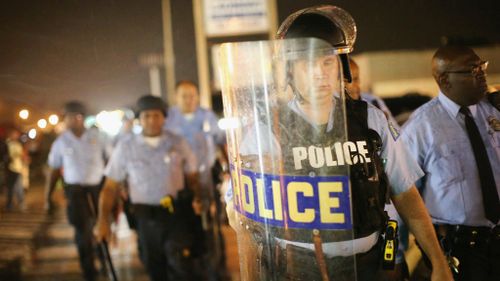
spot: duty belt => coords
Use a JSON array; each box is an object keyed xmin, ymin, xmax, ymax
[
  {"xmin": 64, "ymin": 183, "xmax": 101, "ymax": 190},
  {"xmin": 432, "ymin": 224, "xmax": 499, "ymax": 275},
  {"xmin": 274, "ymin": 231, "xmax": 380, "ymax": 257},
  {"xmin": 132, "ymin": 204, "xmax": 175, "ymax": 221},
  {"xmin": 442, "ymin": 224, "xmax": 500, "ymax": 246}
]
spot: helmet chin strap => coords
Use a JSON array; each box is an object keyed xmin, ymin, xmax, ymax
[
  {"xmin": 286, "ymin": 61, "xmax": 307, "ymax": 104},
  {"xmin": 287, "ymin": 76, "xmax": 307, "ymax": 104}
]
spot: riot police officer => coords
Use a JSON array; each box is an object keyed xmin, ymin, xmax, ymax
[
  {"xmin": 94, "ymin": 95, "xmax": 201, "ymax": 281},
  {"xmin": 221, "ymin": 5, "xmax": 452, "ymax": 281},
  {"xmin": 46, "ymin": 101, "xmax": 111, "ymax": 281}
]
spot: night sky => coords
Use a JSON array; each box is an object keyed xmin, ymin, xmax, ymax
[
  {"xmin": 1, "ymin": 0, "xmax": 499, "ymax": 124},
  {"xmin": 0, "ymin": 0, "xmax": 163, "ymax": 119}
]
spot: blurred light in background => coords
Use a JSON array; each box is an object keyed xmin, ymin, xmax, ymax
[
  {"xmin": 48, "ymin": 114, "xmax": 59, "ymax": 125},
  {"xmin": 123, "ymin": 109, "xmax": 135, "ymax": 121},
  {"xmin": 28, "ymin": 128, "xmax": 37, "ymax": 139},
  {"xmin": 84, "ymin": 115, "xmax": 97, "ymax": 129},
  {"xmin": 37, "ymin": 119, "xmax": 47, "ymax": 129},
  {"xmin": 19, "ymin": 109, "xmax": 29, "ymax": 120},
  {"xmin": 95, "ymin": 110, "xmax": 124, "ymax": 136},
  {"xmin": 132, "ymin": 120, "xmax": 143, "ymax": 135},
  {"xmin": 218, "ymin": 117, "xmax": 240, "ymax": 130}
]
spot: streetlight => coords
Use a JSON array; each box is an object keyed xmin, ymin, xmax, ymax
[
  {"xmin": 19, "ymin": 109, "xmax": 29, "ymax": 119},
  {"xmin": 28, "ymin": 129, "xmax": 37, "ymax": 139},
  {"xmin": 48, "ymin": 114, "xmax": 59, "ymax": 125},
  {"xmin": 38, "ymin": 119, "xmax": 47, "ymax": 129}
]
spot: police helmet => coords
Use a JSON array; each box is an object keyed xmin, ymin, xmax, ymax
[
  {"xmin": 277, "ymin": 5, "xmax": 357, "ymax": 82},
  {"xmin": 135, "ymin": 95, "xmax": 167, "ymax": 117},
  {"xmin": 64, "ymin": 101, "xmax": 87, "ymax": 116}
]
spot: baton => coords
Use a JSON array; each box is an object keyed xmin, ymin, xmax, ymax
[
  {"xmin": 86, "ymin": 192, "xmax": 119, "ymax": 281},
  {"xmin": 211, "ymin": 186, "xmax": 223, "ymax": 265}
]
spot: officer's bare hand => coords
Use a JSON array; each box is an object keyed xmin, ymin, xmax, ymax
[
  {"xmin": 93, "ymin": 219, "xmax": 111, "ymax": 243},
  {"xmin": 192, "ymin": 198, "xmax": 203, "ymax": 215},
  {"xmin": 209, "ymin": 201, "xmax": 217, "ymax": 218}
]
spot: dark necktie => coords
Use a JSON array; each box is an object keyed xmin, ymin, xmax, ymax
[
  {"xmin": 371, "ymin": 100, "xmax": 381, "ymax": 110},
  {"xmin": 460, "ymin": 106, "xmax": 500, "ymax": 223}
]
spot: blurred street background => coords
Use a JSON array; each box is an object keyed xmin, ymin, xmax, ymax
[{"xmin": 0, "ymin": 176, "xmax": 240, "ymax": 281}]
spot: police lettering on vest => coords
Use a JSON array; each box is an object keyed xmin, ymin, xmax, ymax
[{"xmin": 292, "ymin": 141, "xmax": 371, "ymax": 170}]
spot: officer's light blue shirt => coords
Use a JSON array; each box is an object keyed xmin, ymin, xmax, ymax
[
  {"xmin": 105, "ymin": 132, "xmax": 197, "ymax": 205},
  {"xmin": 48, "ymin": 129, "xmax": 111, "ymax": 186},
  {"xmin": 361, "ymin": 93, "xmax": 400, "ymax": 130},
  {"xmin": 165, "ymin": 107, "xmax": 226, "ymax": 167},
  {"xmin": 400, "ymin": 92, "xmax": 500, "ymax": 227}
]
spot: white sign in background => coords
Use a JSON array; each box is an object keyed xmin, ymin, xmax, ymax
[{"xmin": 204, "ymin": 0, "xmax": 269, "ymax": 37}]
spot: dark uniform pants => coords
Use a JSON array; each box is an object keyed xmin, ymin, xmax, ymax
[
  {"xmin": 134, "ymin": 204, "xmax": 199, "ymax": 281},
  {"xmin": 64, "ymin": 184, "xmax": 101, "ymax": 281},
  {"xmin": 450, "ymin": 226, "xmax": 500, "ymax": 281}
]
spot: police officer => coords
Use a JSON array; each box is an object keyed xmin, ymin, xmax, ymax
[
  {"xmin": 94, "ymin": 95, "xmax": 201, "ymax": 281},
  {"xmin": 46, "ymin": 101, "xmax": 111, "ymax": 281},
  {"xmin": 165, "ymin": 80, "xmax": 226, "ymax": 204},
  {"xmin": 164, "ymin": 81, "xmax": 228, "ymax": 279},
  {"xmin": 400, "ymin": 46, "xmax": 500, "ymax": 281},
  {"xmin": 224, "ymin": 5, "xmax": 452, "ymax": 281}
]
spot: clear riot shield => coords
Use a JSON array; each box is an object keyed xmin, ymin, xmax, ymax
[{"xmin": 218, "ymin": 38, "xmax": 358, "ymax": 281}]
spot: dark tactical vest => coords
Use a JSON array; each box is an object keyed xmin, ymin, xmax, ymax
[{"xmin": 265, "ymin": 98, "xmax": 389, "ymax": 243}]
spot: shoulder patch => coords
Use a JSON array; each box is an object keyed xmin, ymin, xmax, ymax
[{"xmin": 388, "ymin": 122, "xmax": 400, "ymax": 140}]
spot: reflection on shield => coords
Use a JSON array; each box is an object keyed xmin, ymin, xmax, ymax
[{"xmin": 219, "ymin": 38, "xmax": 360, "ymax": 280}]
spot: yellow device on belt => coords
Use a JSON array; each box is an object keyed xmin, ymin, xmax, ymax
[
  {"xmin": 382, "ymin": 220, "xmax": 398, "ymax": 270},
  {"xmin": 160, "ymin": 195, "xmax": 175, "ymax": 214}
]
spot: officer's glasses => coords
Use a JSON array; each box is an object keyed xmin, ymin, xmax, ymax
[{"xmin": 446, "ymin": 60, "xmax": 488, "ymax": 77}]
